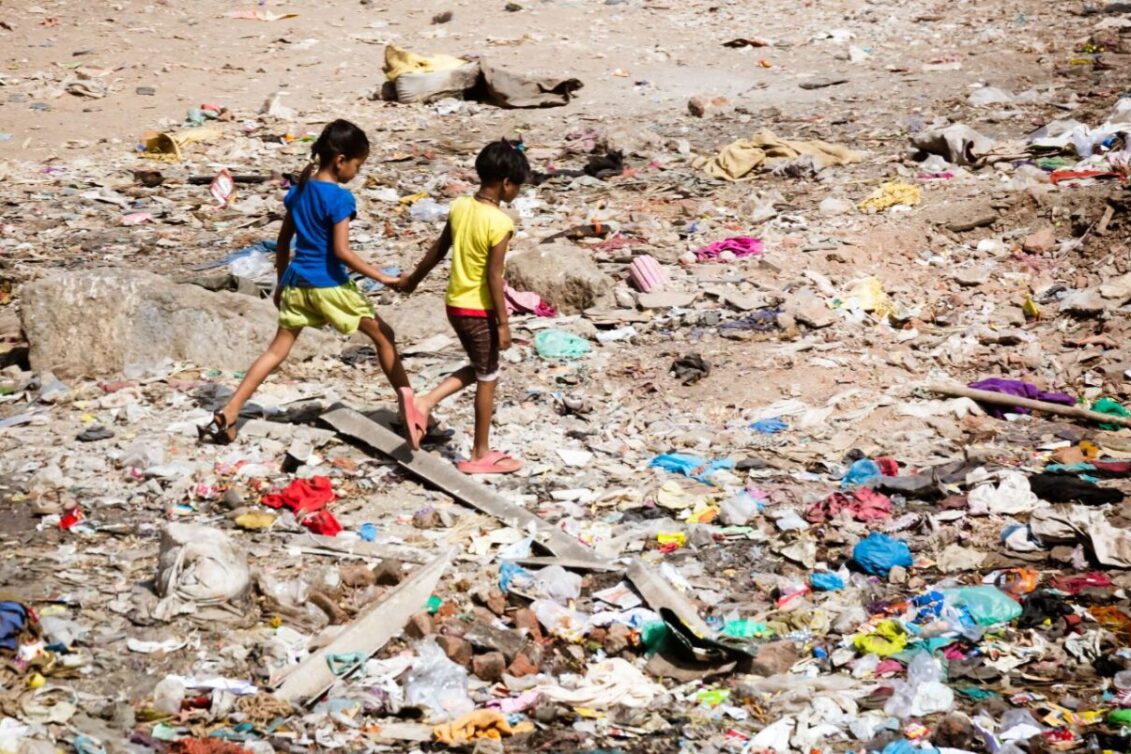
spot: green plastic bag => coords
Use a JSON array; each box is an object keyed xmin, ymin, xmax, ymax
[
  {"xmin": 1091, "ymin": 397, "xmax": 1130, "ymax": 431},
  {"xmin": 534, "ymin": 329, "xmax": 591, "ymax": 360},
  {"xmin": 943, "ymin": 586, "xmax": 1021, "ymax": 627}
]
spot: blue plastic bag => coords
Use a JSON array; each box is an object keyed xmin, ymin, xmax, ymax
[
  {"xmin": 879, "ymin": 740, "xmax": 938, "ymax": 754},
  {"xmin": 841, "ymin": 458, "xmax": 881, "ymax": 488},
  {"xmin": 357, "ymin": 522, "xmax": 378, "ymax": 542},
  {"xmin": 649, "ymin": 453, "xmax": 734, "ymax": 483},
  {"xmin": 852, "ymin": 533, "xmax": 912, "ymax": 576},
  {"xmin": 810, "ymin": 572, "xmax": 845, "ymax": 591},
  {"xmin": 534, "ymin": 330, "xmax": 591, "ymax": 360},
  {"xmin": 943, "ymin": 586, "xmax": 1021, "ymax": 627},
  {"xmin": 750, "ymin": 417, "xmax": 788, "ymax": 434}
]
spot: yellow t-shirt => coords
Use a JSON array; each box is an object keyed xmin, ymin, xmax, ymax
[{"xmin": 445, "ymin": 196, "xmax": 514, "ymax": 312}]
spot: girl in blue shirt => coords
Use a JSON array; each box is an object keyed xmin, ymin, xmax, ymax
[{"xmin": 199, "ymin": 119, "xmax": 419, "ymax": 444}]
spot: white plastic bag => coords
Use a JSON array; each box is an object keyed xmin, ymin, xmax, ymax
[
  {"xmin": 404, "ymin": 638, "xmax": 473, "ymax": 723},
  {"xmin": 230, "ymin": 251, "xmax": 275, "ymax": 280},
  {"xmin": 531, "ymin": 565, "xmax": 581, "ymax": 603}
]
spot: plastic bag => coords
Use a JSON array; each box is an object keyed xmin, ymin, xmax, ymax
[
  {"xmin": 534, "ymin": 329, "xmax": 591, "ymax": 360},
  {"xmin": 810, "ymin": 572, "xmax": 844, "ymax": 591},
  {"xmin": 531, "ymin": 599, "xmax": 590, "ymax": 641},
  {"xmin": 153, "ymin": 675, "xmax": 185, "ymax": 715},
  {"xmin": 404, "ymin": 638, "xmax": 474, "ymax": 723},
  {"xmin": 884, "ymin": 652, "xmax": 954, "ymax": 718},
  {"xmin": 531, "ymin": 565, "xmax": 582, "ymax": 603},
  {"xmin": 851, "ymin": 533, "xmax": 912, "ymax": 576},
  {"xmin": 943, "ymin": 586, "xmax": 1021, "ymax": 627},
  {"xmin": 719, "ymin": 490, "xmax": 762, "ymax": 526},
  {"xmin": 841, "ymin": 458, "xmax": 881, "ymax": 488},
  {"xmin": 229, "ymin": 250, "xmax": 275, "ymax": 280},
  {"xmin": 409, "ymin": 198, "xmax": 450, "ymax": 222}
]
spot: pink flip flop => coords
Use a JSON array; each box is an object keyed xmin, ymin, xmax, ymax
[
  {"xmin": 456, "ymin": 451, "xmax": 523, "ymax": 475},
  {"xmin": 397, "ymin": 388, "xmax": 426, "ymax": 450}
]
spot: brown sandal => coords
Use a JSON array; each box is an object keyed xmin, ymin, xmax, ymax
[{"xmin": 197, "ymin": 411, "xmax": 237, "ymax": 445}]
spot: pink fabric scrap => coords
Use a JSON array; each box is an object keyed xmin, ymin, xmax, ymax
[
  {"xmin": 694, "ymin": 236, "xmax": 764, "ymax": 262},
  {"xmin": 504, "ymin": 284, "xmax": 557, "ymax": 318},
  {"xmin": 805, "ymin": 488, "xmax": 893, "ymax": 524}
]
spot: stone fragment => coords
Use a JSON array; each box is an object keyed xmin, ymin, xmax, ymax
[
  {"xmin": 749, "ymin": 641, "xmax": 799, "ymax": 676},
  {"xmin": 21, "ymin": 269, "xmax": 335, "ymax": 379},
  {"xmin": 436, "ymin": 635, "xmax": 473, "ymax": 667},
  {"xmin": 1022, "ymin": 226, "xmax": 1056, "ymax": 254},
  {"xmin": 471, "ymin": 651, "xmax": 506, "ymax": 682},
  {"xmin": 506, "ymin": 241, "xmax": 613, "ymax": 313}
]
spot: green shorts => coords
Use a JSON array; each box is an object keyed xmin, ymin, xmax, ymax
[{"xmin": 277, "ymin": 281, "xmax": 376, "ymax": 334}]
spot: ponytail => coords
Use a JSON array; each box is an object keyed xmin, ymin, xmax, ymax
[{"xmin": 295, "ymin": 119, "xmax": 370, "ymax": 193}]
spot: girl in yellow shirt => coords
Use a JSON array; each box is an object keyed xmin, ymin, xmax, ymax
[{"xmin": 398, "ymin": 140, "xmax": 529, "ymax": 474}]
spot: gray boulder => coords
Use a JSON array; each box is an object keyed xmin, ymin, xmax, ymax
[
  {"xmin": 506, "ymin": 241, "xmax": 613, "ymax": 314},
  {"xmin": 21, "ymin": 268, "xmax": 337, "ymax": 378}
]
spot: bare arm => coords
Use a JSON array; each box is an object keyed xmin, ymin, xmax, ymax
[
  {"xmin": 273, "ymin": 212, "xmax": 295, "ymax": 307},
  {"xmin": 399, "ymin": 221, "xmax": 453, "ymax": 293},
  {"xmin": 486, "ymin": 233, "xmax": 512, "ymax": 350},
  {"xmin": 332, "ymin": 220, "xmax": 398, "ymax": 285}
]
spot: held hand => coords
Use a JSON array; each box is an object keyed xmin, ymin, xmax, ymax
[
  {"xmin": 498, "ymin": 323, "xmax": 513, "ymax": 351},
  {"xmin": 396, "ymin": 274, "xmax": 418, "ymax": 294}
]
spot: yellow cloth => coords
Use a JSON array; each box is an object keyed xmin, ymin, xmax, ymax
[
  {"xmin": 697, "ymin": 129, "xmax": 861, "ymax": 181},
  {"xmin": 445, "ymin": 196, "xmax": 514, "ymax": 311},
  {"xmin": 141, "ymin": 125, "xmax": 223, "ymax": 162},
  {"xmin": 852, "ymin": 619, "xmax": 908, "ymax": 657},
  {"xmin": 843, "ymin": 277, "xmax": 895, "ymax": 318},
  {"xmin": 384, "ymin": 45, "xmax": 469, "ymax": 82},
  {"xmin": 278, "ymin": 281, "xmax": 375, "ymax": 334},
  {"xmin": 858, "ymin": 181, "xmax": 921, "ymax": 213},
  {"xmin": 432, "ymin": 710, "xmax": 533, "ymax": 745}
]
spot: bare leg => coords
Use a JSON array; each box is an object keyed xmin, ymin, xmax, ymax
[
  {"xmin": 471, "ymin": 378, "xmax": 497, "ymax": 461},
  {"xmin": 357, "ymin": 316, "xmax": 410, "ymax": 391},
  {"xmin": 419, "ymin": 366, "xmax": 476, "ymax": 418},
  {"xmin": 217, "ymin": 327, "xmax": 300, "ymax": 427}
]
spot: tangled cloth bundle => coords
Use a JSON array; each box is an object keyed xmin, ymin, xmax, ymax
[
  {"xmin": 155, "ymin": 524, "xmax": 251, "ymax": 620},
  {"xmin": 696, "ymin": 129, "xmax": 862, "ymax": 180},
  {"xmin": 694, "ymin": 237, "xmax": 764, "ymax": 262}
]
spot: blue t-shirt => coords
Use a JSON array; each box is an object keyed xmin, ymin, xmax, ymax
[{"xmin": 280, "ymin": 180, "xmax": 356, "ymax": 288}]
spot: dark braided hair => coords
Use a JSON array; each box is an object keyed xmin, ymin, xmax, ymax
[{"xmin": 296, "ymin": 119, "xmax": 370, "ymax": 191}]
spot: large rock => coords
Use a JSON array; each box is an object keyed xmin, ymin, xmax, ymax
[
  {"xmin": 506, "ymin": 241, "xmax": 613, "ymax": 313},
  {"xmin": 379, "ymin": 292, "xmax": 448, "ymax": 345},
  {"xmin": 21, "ymin": 268, "xmax": 336, "ymax": 378}
]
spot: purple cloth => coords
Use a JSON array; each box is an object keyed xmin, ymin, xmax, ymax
[
  {"xmin": 968, "ymin": 378, "xmax": 1076, "ymax": 418},
  {"xmin": 695, "ymin": 236, "xmax": 764, "ymax": 262}
]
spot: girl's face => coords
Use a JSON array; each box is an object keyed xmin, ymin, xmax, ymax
[
  {"xmin": 501, "ymin": 178, "xmax": 522, "ymax": 203},
  {"xmin": 334, "ymin": 153, "xmax": 368, "ymax": 183}
]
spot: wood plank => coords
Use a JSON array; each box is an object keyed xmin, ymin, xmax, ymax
[
  {"xmin": 288, "ymin": 533, "xmax": 432, "ymax": 564},
  {"xmin": 512, "ymin": 556, "xmax": 625, "ymax": 573},
  {"xmin": 273, "ymin": 547, "xmax": 455, "ymax": 704},
  {"xmin": 320, "ymin": 406, "xmax": 603, "ymax": 564},
  {"xmin": 930, "ymin": 382, "xmax": 1131, "ymax": 428},
  {"xmin": 626, "ymin": 558, "xmax": 715, "ymax": 639}
]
